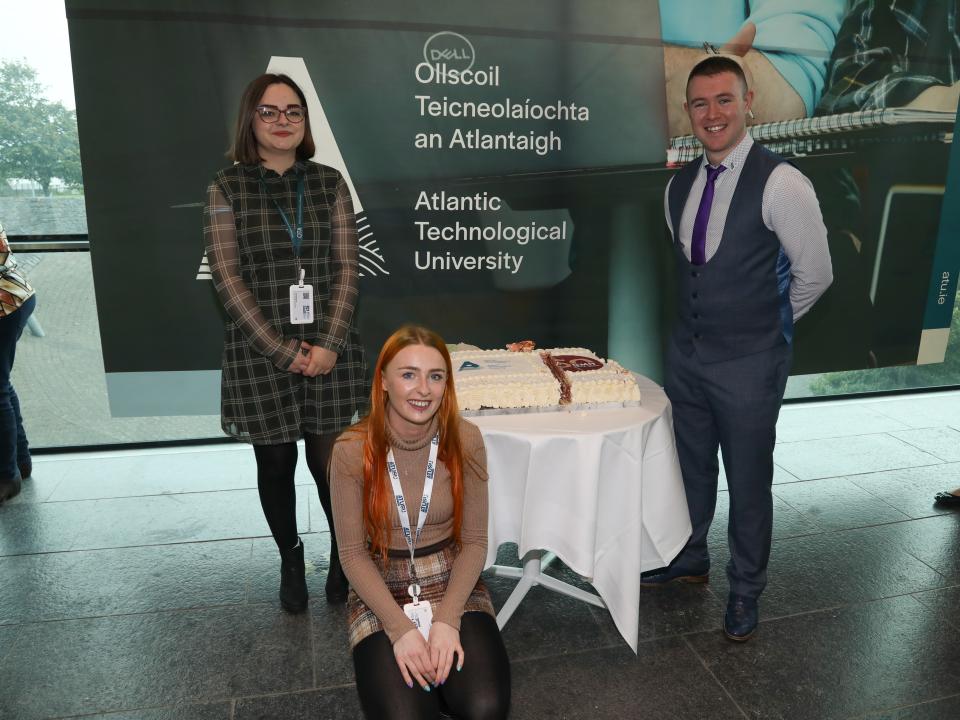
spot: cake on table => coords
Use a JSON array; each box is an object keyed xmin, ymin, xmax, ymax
[{"xmin": 449, "ymin": 342, "xmax": 641, "ymax": 413}]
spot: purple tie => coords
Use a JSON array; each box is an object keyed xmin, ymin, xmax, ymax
[{"xmin": 691, "ymin": 164, "xmax": 726, "ymax": 266}]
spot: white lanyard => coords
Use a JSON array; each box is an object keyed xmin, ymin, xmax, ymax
[{"xmin": 386, "ymin": 433, "xmax": 439, "ymax": 601}]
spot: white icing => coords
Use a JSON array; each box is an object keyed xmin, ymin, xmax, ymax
[
  {"xmin": 451, "ymin": 350, "xmax": 558, "ymax": 411},
  {"xmin": 451, "ymin": 346, "xmax": 641, "ymax": 410}
]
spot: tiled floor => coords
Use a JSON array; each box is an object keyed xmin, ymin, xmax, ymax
[{"xmin": 2, "ymin": 392, "xmax": 960, "ymax": 719}]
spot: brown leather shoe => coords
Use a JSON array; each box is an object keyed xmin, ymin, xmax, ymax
[{"xmin": 640, "ymin": 564, "xmax": 709, "ymax": 586}]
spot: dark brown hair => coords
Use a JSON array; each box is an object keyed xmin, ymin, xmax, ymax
[
  {"xmin": 686, "ymin": 56, "xmax": 749, "ymax": 97},
  {"xmin": 228, "ymin": 73, "xmax": 316, "ymax": 164}
]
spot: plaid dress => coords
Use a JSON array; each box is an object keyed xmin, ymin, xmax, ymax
[
  {"xmin": 204, "ymin": 160, "xmax": 367, "ymax": 443},
  {"xmin": 347, "ymin": 544, "xmax": 495, "ymax": 648}
]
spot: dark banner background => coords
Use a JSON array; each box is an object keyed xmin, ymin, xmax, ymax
[{"xmin": 67, "ymin": 0, "xmax": 668, "ymax": 388}]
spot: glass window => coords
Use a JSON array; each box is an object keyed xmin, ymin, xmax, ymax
[{"xmin": 0, "ymin": 2, "xmax": 86, "ymax": 238}]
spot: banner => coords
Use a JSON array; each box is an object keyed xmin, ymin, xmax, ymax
[{"xmin": 65, "ymin": 0, "xmax": 960, "ymax": 416}]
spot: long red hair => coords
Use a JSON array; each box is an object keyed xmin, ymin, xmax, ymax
[{"xmin": 343, "ymin": 325, "xmax": 466, "ymax": 560}]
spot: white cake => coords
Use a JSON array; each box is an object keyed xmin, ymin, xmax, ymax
[
  {"xmin": 546, "ymin": 348, "xmax": 642, "ymax": 405},
  {"xmin": 450, "ymin": 345, "xmax": 640, "ymax": 412},
  {"xmin": 450, "ymin": 349, "xmax": 560, "ymax": 411}
]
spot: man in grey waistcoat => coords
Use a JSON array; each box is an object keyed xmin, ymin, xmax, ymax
[{"xmin": 642, "ymin": 55, "xmax": 833, "ymax": 641}]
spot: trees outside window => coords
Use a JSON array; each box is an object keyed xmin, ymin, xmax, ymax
[{"xmin": 0, "ymin": 59, "xmax": 82, "ymax": 196}]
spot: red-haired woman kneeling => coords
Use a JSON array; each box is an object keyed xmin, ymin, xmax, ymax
[{"xmin": 331, "ymin": 325, "xmax": 511, "ymax": 720}]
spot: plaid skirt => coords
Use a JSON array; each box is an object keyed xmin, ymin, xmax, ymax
[{"xmin": 347, "ymin": 542, "xmax": 495, "ymax": 648}]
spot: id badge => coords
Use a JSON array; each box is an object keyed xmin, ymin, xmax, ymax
[
  {"xmin": 403, "ymin": 599, "xmax": 433, "ymax": 641},
  {"xmin": 289, "ymin": 283, "xmax": 314, "ymax": 325}
]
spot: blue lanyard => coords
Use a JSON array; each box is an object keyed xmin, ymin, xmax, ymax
[{"xmin": 260, "ymin": 171, "xmax": 305, "ymax": 256}]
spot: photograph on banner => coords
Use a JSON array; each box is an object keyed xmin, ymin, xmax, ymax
[{"xmin": 662, "ymin": 0, "xmax": 960, "ymax": 376}]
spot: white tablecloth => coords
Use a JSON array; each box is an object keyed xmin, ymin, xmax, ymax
[{"xmin": 471, "ymin": 375, "xmax": 691, "ymax": 651}]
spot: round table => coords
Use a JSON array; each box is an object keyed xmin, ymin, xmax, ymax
[{"xmin": 470, "ymin": 374, "xmax": 691, "ymax": 652}]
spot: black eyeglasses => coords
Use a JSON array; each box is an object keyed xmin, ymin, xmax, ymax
[{"xmin": 255, "ymin": 105, "xmax": 307, "ymax": 123}]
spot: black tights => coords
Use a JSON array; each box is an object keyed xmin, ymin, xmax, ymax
[
  {"xmin": 353, "ymin": 612, "xmax": 511, "ymax": 720},
  {"xmin": 252, "ymin": 433, "xmax": 338, "ymax": 551}
]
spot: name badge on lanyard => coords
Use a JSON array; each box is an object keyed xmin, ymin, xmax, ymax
[
  {"xmin": 260, "ymin": 171, "xmax": 312, "ymax": 325},
  {"xmin": 289, "ymin": 268, "xmax": 314, "ymax": 325},
  {"xmin": 387, "ymin": 434, "xmax": 440, "ymax": 640}
]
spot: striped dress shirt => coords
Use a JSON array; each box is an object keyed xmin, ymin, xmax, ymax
[{"xmin": 665, "ymin": 133, "xmax": 833, "ymax": 320}]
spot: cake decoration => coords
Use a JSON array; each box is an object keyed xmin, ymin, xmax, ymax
[{"xmin": 450, "ymin": 343, "xmax": 641, "ymax": 413}]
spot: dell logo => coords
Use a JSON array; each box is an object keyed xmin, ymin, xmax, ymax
[{"xmin": 423, "ymin": 31, "xmax": 475, "ymax": 72}]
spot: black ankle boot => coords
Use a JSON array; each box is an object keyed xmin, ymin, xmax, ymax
[
  {"xmin": 0, "ymin": 474, "xmax": 21, "ymax": 504},
  {"xmin": 279, "ymin": 538, "xmax": 308, "ymax": 613},
  {"xmin": 325, "ymin": 543, "xmax": 349, "ymax": 604},
  {"xmin": 18, "ymin": 456, "xmax": 31, "ymax": 480}
]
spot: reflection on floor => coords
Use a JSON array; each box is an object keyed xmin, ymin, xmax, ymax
[{"xmin": 2, "ymin": 391, "xmax": 960, "ymax": 719}]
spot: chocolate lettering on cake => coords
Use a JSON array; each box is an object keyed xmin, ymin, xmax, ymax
[{"xmin": 551, "ymin": 355, "xmax": 604, "ymax": 372}]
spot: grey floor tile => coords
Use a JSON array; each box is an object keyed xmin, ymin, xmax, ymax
[
  {"xmin": 911, "ymin": 586, "xmax": 960, "ymax": 632},
  {"xmin": 0, "ymin": 624, "xmax": 19, "ymax": 665},
  {"xmin": 869, "ymin": 394, "xmax": 960, "ymax": 430},
  {"xmin": 44, "ymin": 447, "xmax": 318, "ymax": 503},
  {"xmin": 772, "ymin": 477, "xmax": 911, "ymax": 531},
  {"xmin": 637, "ymin": 582, "xmax": 726, "ymax": 640},
  {"xmin": 856, "ymin": 694, "xmax": 960, "ymax": 720},
  {"xmin": 890, "ymin": 427, "xmax": 960, "ymax": 462},
  {"xmin": 708, "ymin": 538, "xmax": 848, "ymax": 618},
  {"xmin": 775, "ymin": 434, "xmax": 941, "ymax": 480},
  {"xmin": 776, "ymin": 403, "xmax": 911, "ymax": 442},
  {"xmin": 772, "ymin": 463, "xmax": 803, "ymax": 485},
  {"xmin": 842, "ymin": 515, "xmax": 960, "ymax": 580},
  {"xmin": 488, "ymin": 551, "xmax": 628, "ymax": 645},
  {"xmin": 65, "ymin": 489, "xmax": 308, "ymax": 551},
  {"xmin": 6, "ymin": 392, "xmax": 960, "ymax": 720},
  {"xmin": 67, "ymin": 701, "xmax": 232, "ymax": 720},
  {"xmin": 0, "ymin": 471, "xmax": 62, "ymax": 505},
  {"xmin": 486, "ymin": 574, "xmax": 619, "ymax": 662},
  {"xmin": 0, "ymin": 604, "xmax": 313, "ymax": 720},
  {"xmin": 509, "ymin": 639, "xmax": 744, "ymax": 720},
  {"xmin": 234, "ymin": 687, "xmax": 362, "ymax": 720},
  {"xmin": 832, "ymin": 528, "xmax": 951, "ymax": 601},
  {"xmin": 848, "ymin": 463, "xmax": 960, "ymax": 519},
  {"xmin": 708, "ymin": 525, "xmax": 947, "ymax": 618},
  {"xmin": 0, "ymin": 539, "xmax": 252, "ymax": 625},
  {"xmin": 309, "ymin": 590, "xmax": 355, "ymax": 690},
  {"xmin": 541, "ymin": 558, "xmax": 628, "ymax": 644},
  {"xmin": 685, "ymin": 595, "xmax": 960, "ymax": 720},
  {"xmin": 0, "ymin": 500, "xmax": 84, "ymax": 555},
  {"xmin": 45, "ymin": 449, "xmax": 258, "ymax": 501}
]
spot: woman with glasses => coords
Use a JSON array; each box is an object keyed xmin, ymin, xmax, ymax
[
  {"xmin": 331, "ymin": 325, "xmax": 510, "ymax": 720},
  {"xmin": 0, "ymin": 221, "xmax": 37, "ymax": 504},
  {"xmin": 203, "ymin": 74, "xmax": 366, "ymax": 610}
]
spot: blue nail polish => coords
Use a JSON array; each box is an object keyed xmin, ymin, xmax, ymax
[
  {"xmin": 457, "ymin": 664, "xmax": 463, "ymax": 672},
  {"xmin": 406, "ymin": 681, "xmax": 413, "ymax": 689},
  {"xmin": 423, "ymin": 685, "xmax": 431, "ymax": 692}
]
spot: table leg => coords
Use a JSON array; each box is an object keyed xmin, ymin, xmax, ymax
[{"xmin": 491, "ymin": 549, "xmax": 605, "ymax": 630}]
